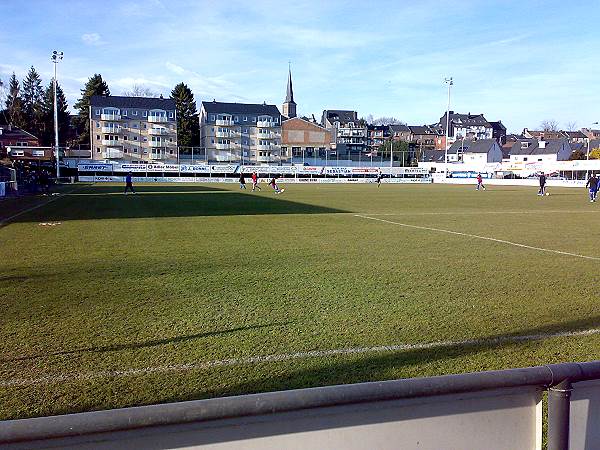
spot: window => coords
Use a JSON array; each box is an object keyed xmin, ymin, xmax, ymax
[
  {"xmin": 96, "ymin": 122, "xmax": 100, "ymax": 127},
  {"xmin": 143, "ymin": 138, "xmax": 147, "ymax": 142},
  {"xmin": 104, "ymin": 134, "xmax": 109, "ymax": 139},
  {"xmin": 124, "ymin": 148, "xmax": 128, "ymax": 153},
  {"xmin": 252, "ymin": 117, "xmax": 256, "ymax": 122},
  {"xmin": 124, "ymin": 136, "xmax": 128, "ymax": 141},
  {"xmin": 133, "ymin": 110, "xmax": 137, "ymax": 116},
  {"xmin": 234, "ymin": 116, "xmax": 239, "ymax": 122},
  {"xmin": 122, "ymin": 110, "xmax": 127, "ymax": 116},
  {"xmin": 169, "ymin": 150, "xmax": 173, "ymax": 155},
  {"xmin": 134, "ymin": 148, "xmax": 138, "ymax": 153},
  {"xmin": 169, "ymin": 138, "xmax": 173, "ymax": 142},
  {"xmin": 95, "ymin": 109, "xmax": 100, "ymax": 115},
  {"xmin": 133, "ymin": 136, "xmax": 138, "ymax": 141},
  {"xmin": 243, "ymin": 116, "xmax": 247, "ymax": 121},
  {"xmin": 143, "ymin": 111, "xmax": 147, "ymax": 117},
  {"xmin": 169, "ymin": 112, "xmax": 174, "ymax": 118},
  {"xmin": 96, "ymin": 135, "xmax": 100, "ymax": 140},
  {"xmin": 133, "ymin": 123, "xmax": 138, "ymax": 128},
  {"xmin": 524, "ymin": 157, "xmax": 528, "ymax": 161},
  {"xmin": 143, "ymin": 124, "xmax": 146, "ymax": 129},
  {"xmin": 96, "ymin": 148, "xmax": 100, "ymax": 153},
  {"xmin": 210, "ymin": 115, "xmax": 215, "ymax": 121}
]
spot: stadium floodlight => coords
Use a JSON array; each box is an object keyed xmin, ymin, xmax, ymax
[
  {"xmin": 444, "ymin": 77, "xmax": 453, "ymax": 178},
  {"xmin": 51, "ymin": 51, "xmax": 64, "ymax": 180}
]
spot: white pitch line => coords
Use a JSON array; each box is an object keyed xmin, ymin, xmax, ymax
[
  {"xmin": 0, "ymin": 186, "xmax": 85, "ymax": 226},
  {"xmin": 355, "ymin": 214, "xmax": 600, "ymax": 261},
  {"xmin": 360, "ymin": 210, "xmax": 600, "ymax": 216},
  {"xmin": 2, "ymin": 327, "xmax": 600, "ymax": 388}
]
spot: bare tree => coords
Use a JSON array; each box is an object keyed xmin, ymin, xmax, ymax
[
  {"xmin": 122, "ymin": 84, "xmax": 159, "ymax": 97},
  {"xmin": 372, "ymin": 116, "xmax": 406, "ymax": 126},
  {"xmin": 540, "ymin": 119, "xmax": 559, "ymax": 132},
  {"xmin": 565, "ymin": 121, "xmax": 578, "ymax": 131}
]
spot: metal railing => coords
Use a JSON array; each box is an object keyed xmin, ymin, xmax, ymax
[{"xmin": 1, "ymin": 361, "xmax": 600, "ymax": 449}]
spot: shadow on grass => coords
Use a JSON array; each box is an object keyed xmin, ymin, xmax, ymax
[
  {"xmin": 163, "ymin": 314, "xmax": 600, "ymax": 403},
  {"xmin": 7, "ymin": 185, "xmax": 347, "ymax": 222},
  {"xmin": 3, "ymin": 322, "xmax": 291, "ymax": 362}
]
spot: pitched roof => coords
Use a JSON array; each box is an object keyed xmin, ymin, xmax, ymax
[
  {"xmin": 422, "ymin": 150, "xmax": 446, "ymax": 162},
  {"xmin": 389, "ymin": 124, "xmax": 411, "ymax": 133},
  {"xmin": 322, "ymin": 110, "xmax": 358, "ymax": 125},
  {"xmin": 282, "ymin": 116, "xmax": 328, "ymax": 131},
  {"xmin": 489, "ymin": 121, "xmax": 506, "ymax": 132},
  {"xmin": 284, "ymin": 69, "xmax": 295, "ymax": 104},
  {"xmin": 90, "ymin": 95, "xmax": 176, "ymax": 110},
  {"xmin": 409, "ymin": 125, "xmax": 436, "ymax": 135},
  {"xmin": 448, "ymin": 139, "xmax": 498, "ymax": 153},
  {"xmin": 439, "ymin": 112, "xmax": 491, "ymax": 129},
  {"xmin": 202, "ymin": 101, "xmax": 281, "ymax": 116},
  {"xmin": 0, "ymin": 126, "xmax": 38, "ymax": 141},
  {"xmin": 563, "ymin": 130, "xmax": 586, "ymax": 139},
  {"xmin": 509, "ymin": 139, "xmax": 570, "ymax": 156}
]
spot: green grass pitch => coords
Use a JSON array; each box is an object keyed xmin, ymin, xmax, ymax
[{"xmin": 1, "ymin": 182, "xmax": 599, "ymax": 420}]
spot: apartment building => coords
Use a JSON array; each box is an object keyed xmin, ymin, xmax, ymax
[
  {"xmin": 89, "ymin": 95, "xmax": 177, "ymax": 161},
  {"xmin": 438, "ymin": 111, "xmax": 493, "ymax": 146},
  {"xmin": 200, "ymin": 101, "xmax": 283, "ymax": 163},
  {"xmin": 366, "ymin": 125, "xmax": 388, "ymax": 155},
  {"xmin": 321, "ymin": 110, "xmax": 367, "ymax": 155}
]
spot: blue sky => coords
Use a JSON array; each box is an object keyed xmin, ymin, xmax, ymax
[{"xmin": 1, "ymin": 0, "xmax": 599, "ymax": 132}]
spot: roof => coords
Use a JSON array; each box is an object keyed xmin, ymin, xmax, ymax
[
  {"xmin": 284, "ymin": 69, "xmax": 295, "ymax": 104},
  {"xmin": 439, "ymin": 112, "xmax": 491, "ymax": 129},
  {"xmin": 0, "ymin": 126, "xmax": 38, "ymax": 141},
  {"xmin": 448, "ymin": 139, "xmax": 498, "ymax": 154},
  {"xmin": 367, "ymin": 125, "xmax": 388, "ymax": 131},
  {"xmin": 202, "ymin": 101, "xmax": 281, "ymax": 116},
  {"xmin": 322, "ymin": 110, "xmax": 358, "ymax": 125},
  {"xmin": 282, "ymin": 116, "xmax": 328, "ymax": 131},
  {"xmin": 509, "ymin": 139, "xmax": 570, "ymax": 156},
  {"xmin": 389, "ymin": 124, "xmax": 410, "ymax": 133},
  {"xmin": 90, "ymin": 95, "xmax": 176, "ymax": 110},
  {"xmin": 489, "ymin": 121, "xmax": 506, "ymax": 132},
  {"xmin": 409, "ymin": 125, "xmax": 437, "ymax": 135},
  {"xmin": 421, "ymin": 150, "xmax": 446, "ymax": 162},
  {"xmin": 563, "ymin": 130, "xmax": 586, "ymax": 139}
]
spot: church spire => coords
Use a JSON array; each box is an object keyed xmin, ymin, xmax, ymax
[{"xmin": 282, "ymin": 63, "xmax": 297, "ymax": 119}]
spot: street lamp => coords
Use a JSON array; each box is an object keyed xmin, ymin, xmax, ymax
[
  {"xmin": 51, "ymin": 50, "xmax": 63, "ymax": 180},
  {"xmin": 444, "ymin": 77, "xmax": 453, "ymax": 178}
]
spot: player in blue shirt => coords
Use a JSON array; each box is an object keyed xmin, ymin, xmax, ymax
[{"xmin": 124, "ymin": 172, "xmax": 136, "ymax": 194}]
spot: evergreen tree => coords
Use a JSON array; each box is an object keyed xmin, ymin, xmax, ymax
[
  {"xmin": 170, "ymin": 82, "xmax": 199, "ymax": 147},
  {"xmin": 4, "ymin": 73, "xmax": 25, "ymax": 128},
  {"xmin": 22, "ymin": 66, "xmax": 45, "ymax": 136},
  {"xmin": 73, "ymin": 74, "xmax": 110, "ymax": 144},
  {"xmin": 40, "ymin": 81, "xmax": 70, "ymax": 146}
]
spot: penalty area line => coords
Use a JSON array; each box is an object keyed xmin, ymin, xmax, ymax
[
  {"xmin": 2, "ymin": 327, "xmax": 600, "ymax": 387},
  {"xmin": 355, "ymin": 214, "xmax": 600, "ymax": 261}
]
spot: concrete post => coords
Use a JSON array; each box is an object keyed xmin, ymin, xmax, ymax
[{"xmin": 548, "ymin": 379, "xmax": 572, "ymax": 450}]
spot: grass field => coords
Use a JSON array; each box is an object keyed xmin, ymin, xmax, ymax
[{"xmin": 1, "ymin": 182, "xmax": 599, "ymax": 420}]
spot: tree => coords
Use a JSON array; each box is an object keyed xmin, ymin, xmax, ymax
[
  {"xmin": 565, "ymin": 121, "xmax": 578, "ymax": 131},
  {"xmin": 39, "ymin": 81, "xmax": 70, "ymax": 146},
  {"xmin": 569, "ymin": 150, "xmax": 586, "ymax": 160},
  {"xmin": 170, "ymin": 82, "xmax": 199, "ymax": 147},
  {"xmin": 73, "ymin": 74, "xmax": 110, "ymax": 144},
  {"xmin": 589, "ymin": 148, "xmax": 600, "ymax": 160},
  {"xmin": 540, "ymin": 119, "xmax": 559, "ymax": 132},
  {"xmin": 377, "ymin": 140, "xmax": 413, "ymax": 165},
  {"xmin": 21, "ymin": 66, "xmax": 45, "ymax": 136},
  {"xmin": 372, "ymin": 117, "xmax": 405, "ymax": 126},
  {"xmin": 122, "ymin": 84, "xmax": 159, "ymax": 97}
]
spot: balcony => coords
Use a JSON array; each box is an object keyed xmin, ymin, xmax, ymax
[
  {"xmin": 102, "ymin": 148, "xmax": 123, "ymax": 159},
  {"xmin": 258, "ymin": 132, "xmax": 280, "ymax": 139},
  {"xmin": 257, "ymin": 144, "xmax": 278, "ymax": 151},
  {"xmin": 215, "ymin": 130, "xmax": 239, "ymax": 138},
  {"xmin": 100, "ymin": 114, "xmax": 121, "ymax": 121},
  {"xmin": 215, "ymin": 142, "xmax": 239, "ymax": 150},
  {"xmin": 149, "ymin": 141, "xmax": 165, "ymax": 148},
  {"xmin": 101, "ymin": 140, "xmax": 121, "ymax": 146},
  {"xmin": 149, "ymin": 153, "xmax": 163, "ymax": 160},
  {"xmin": 216, "ymin": 119, "xmax": 234, "ymax": 126},
  {"xmin": 148, "ymin": 127, "xmax": 168, "ymax": 135},
  {"xmin": 148, "ymin": 115, "xmax": 168, "ymax": 123},
  {"xmin": 256, "ymin": 154, "xmax": 277, "ymax": 162},
  {"xmin": 257, "ymin": 120, "xmax": 277, "ymax": 128},
  {"xmin": 101, "ymin": 126, "xmax": 122, "ymax": 134}
]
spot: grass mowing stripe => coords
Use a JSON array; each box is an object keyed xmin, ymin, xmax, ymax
[
  {"xmin": 3, "ymin": 327, "xmax": 600, "ymax": 388},
  {"xmin": 355, "ymin": 214, "xmax": 600, "ymax": 261},
  {"xmin": 0, "ymin": 185, "xmax": 87, "ymax": 226},
  {"xmin": 363, "ymin": 210, "xmax": 600, "ymax": 216}
]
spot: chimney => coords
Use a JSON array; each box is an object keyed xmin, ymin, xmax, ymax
[{"xmin": 539, "ymin": 140, "xmax": 546, "ymax": 149}]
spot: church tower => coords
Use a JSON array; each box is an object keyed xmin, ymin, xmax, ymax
[{"xmin": 282, "ymin": 67, "xmax": 296, "ymax": 119}]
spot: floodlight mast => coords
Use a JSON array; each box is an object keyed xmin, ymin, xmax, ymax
[
  {"xmin": 51, "ymin": 51, "xmax": 63, "ymax": 180},
  {"xmin": 444, "ymin": 77, "xmax": 453, "ymax": 178}
]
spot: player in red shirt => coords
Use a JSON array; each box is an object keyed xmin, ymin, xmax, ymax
[
  {"xmin": 251, "ymin": 171, "xmax": 261, "ymax": 191},
  {"xmin": 476, "ymin": 173, "xmax": 486, "ymax": 191}
]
